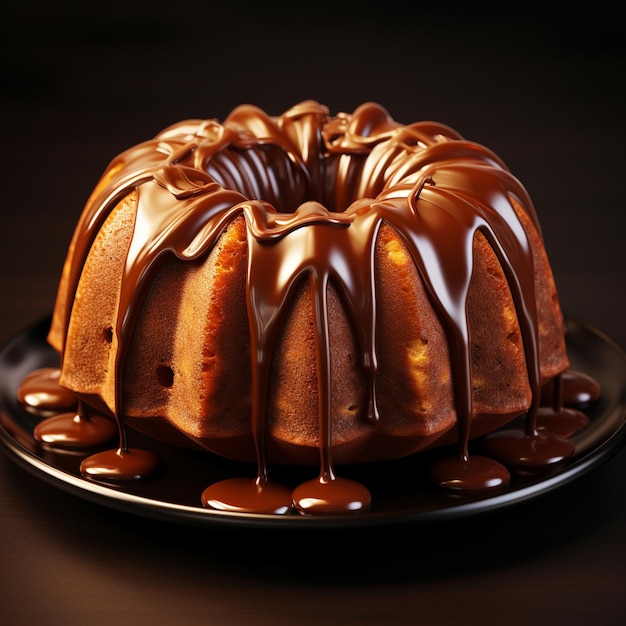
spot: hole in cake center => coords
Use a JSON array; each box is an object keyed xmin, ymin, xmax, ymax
[{"xmin": 206, "ymin": 148, "xmax": 370, "ymax": 214}]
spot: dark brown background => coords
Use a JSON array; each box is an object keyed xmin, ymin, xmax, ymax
[{"xmin": 1, "ymin": 2, "xmax": 625, "ymax": 625}]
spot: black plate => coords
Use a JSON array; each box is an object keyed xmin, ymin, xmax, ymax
[{"xmin": 1, "ymin": 316, "xmax": 625, "ymax": 529}]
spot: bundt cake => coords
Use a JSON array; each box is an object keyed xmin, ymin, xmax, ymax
[{"xmin": 19, "ymin": 100, "xmax": 598, "ymax": 515}]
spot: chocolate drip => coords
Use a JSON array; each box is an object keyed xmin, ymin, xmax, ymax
[
  {"xmin": 535, "ymin": 371, "xmax": 591, "ymax": 437},
  {"xmin": 34, "ymin": 399, "xmax": 118, "ymax": 450},
  {"xmin": 17, "ymin": 368, "xmax": 117, "ymax": 449},
  {"xmin": 17, "ymin": 367, "xmax": 76, "ymax": 412},
  {"xmin": 541, "ymin": 369, "xmax": 601, "ymax": 409},
  {"xmin": 31, "ymin": 101, "xmax": 598, "ymax": 513}
]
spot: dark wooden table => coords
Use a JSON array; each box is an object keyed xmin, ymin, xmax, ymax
[{"xmin": 1, "ymin": 4, "xmax": 625, "ymax": 625}]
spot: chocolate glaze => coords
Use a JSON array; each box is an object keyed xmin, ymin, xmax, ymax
[
  {"xmin": 429, "ymin": 455, "xmax": 511, "ymax": 492},
  {"xmin": 534, "ymin": 371, "xmax": 591, "ymax": 437},
  {"xmin": 33, "ymin": 405, "xmax": 118, "ymax": 449},
  {"xmin": 541, "ymin": 369, "xmax": 601, "ymax": 408},
  {"xmin": 80, "ymin": 447, "xmax": 161, "ymax": 481},
  {"xmin": 17, "ymin": 367, "xmax": 76, "ymax": 412},
  {"xmin": 19, "ymin": 101, "xmax": 601, "ymax": 514},
  {"xmin": 201, "ymin": 477, "xmax": 294, "ymax": 515},
  {"xmin": 18, "ymin": 369, "xmax": 120, "ymax": 449}
]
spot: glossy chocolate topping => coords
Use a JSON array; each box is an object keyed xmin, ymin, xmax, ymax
[
  {"xmin": 21, "ymin": 101, "xmax": 600, "ymax": 514},
  {"xmin": 17, "ymin": 367, "xmax": 76, "ymax": 412}
]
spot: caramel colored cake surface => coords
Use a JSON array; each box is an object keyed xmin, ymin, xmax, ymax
[{"xmin": 22, "ymin": 101, "xmax": 591, "ymax": 514}]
